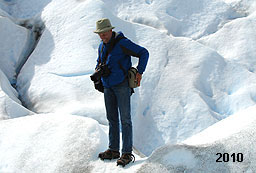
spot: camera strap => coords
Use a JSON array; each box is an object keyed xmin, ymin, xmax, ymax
[{"xmin": 99, "ymin": 33, "xmax": 126, "ymax": 65}]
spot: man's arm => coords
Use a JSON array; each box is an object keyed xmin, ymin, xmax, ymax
[{"xmin": 120, "ymin": 39, "xmax": 149, "ymax": 75}]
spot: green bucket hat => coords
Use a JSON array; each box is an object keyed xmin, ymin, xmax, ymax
[{"xmin": 94, "ymin": 18, "xmax": 115, "ymax": 34}]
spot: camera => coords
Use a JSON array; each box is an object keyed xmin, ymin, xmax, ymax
[{"xmin": 90, "ymin": 64, "xmax": 111, "ymax": 82}]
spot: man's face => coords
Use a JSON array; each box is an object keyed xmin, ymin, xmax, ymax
[{"xmin": 98, "ymin": 30, "xmax": 112, "ymax": 43}]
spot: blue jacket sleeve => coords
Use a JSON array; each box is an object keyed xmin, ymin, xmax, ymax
[{"xmin": 120, "ymin": 39, "xmax": 149, "ymax": 74}]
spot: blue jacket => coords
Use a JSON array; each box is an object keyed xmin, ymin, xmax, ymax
[{"xmin": 96, "ymin": 31, "xmax": 149, "ymax": 88}]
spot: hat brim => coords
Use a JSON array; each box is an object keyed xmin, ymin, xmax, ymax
[{"xmin": 94, "ymin": 26, "xmax": 115, "ymax": 34}]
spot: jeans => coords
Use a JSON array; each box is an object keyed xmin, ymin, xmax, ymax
[{"xmin": 104, "ymin": 78, "xmax": 132, "ymax": 153}]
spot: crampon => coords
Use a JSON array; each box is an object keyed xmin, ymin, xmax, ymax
[{"xmin": 116, "ymin": 153, "xmax": 135, "ymax": 167}]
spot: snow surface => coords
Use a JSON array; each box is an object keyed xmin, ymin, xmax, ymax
[
  {"xmin": 0, "ymin": 114, "xmax": 145, "ymax": 173},
  {"xmin": 0, "ymin": 0, "xmax": 256, "ymax": 172},
  {"xmin": 0, "ymin": 15, "xmax": 28, "ymax": 84},
  {"xmin": 0, "ymin": 114, "xmax": 107, "ymax": 172},
  {"xmin": 0, "ymin": 69, "xmax": 33, "ymax": 120},
  {"xmin": 138, "ymin": 105, "xmax": 256, "ymax": 172},
  {"xmin": 1, "ymin": 106, "xmax": 256, "ymax": 172},
  {"xmin": 0, "ymin": 14, "xmax": 33, "ymax": 120}
]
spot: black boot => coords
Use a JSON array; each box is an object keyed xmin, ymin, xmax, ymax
[
  {"xmin": 98, "ymin": 149, "xmax": 120, "ymax": 160},
  {"xmin": 116, "ymin": 153, "xmax": 135, "ymax": 167}
]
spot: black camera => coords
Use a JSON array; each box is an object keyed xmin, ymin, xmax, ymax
[{"xmin": 90, "ymin": 64, "xmax": 111, "ymax": 82}]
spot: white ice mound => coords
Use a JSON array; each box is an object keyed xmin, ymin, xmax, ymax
[
  {"xmin": 0, "ymin": 69, "xmax": 32, "ymax": 120},
  {"xmin": 138, "ymin": 106, "xmax": 256, "ymax": 172},
  {"xmin": 0, "ymin": 16, "xmax": 29, "ymax": 84},
  {"xmin": 0, "ymin": 113, "xmax": 108, "ymax": 173}
]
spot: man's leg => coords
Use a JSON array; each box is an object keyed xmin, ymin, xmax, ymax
[
  {"xmin": 104, "ymin": 87, "xmax": 120, "ymax": 151},
  {"xmin": 113, "ymin": 79, "xmax": 132, "ymax": 154}
]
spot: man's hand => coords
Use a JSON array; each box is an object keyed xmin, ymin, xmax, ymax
[{"xmin": 135, "ymin": 73, "xmax": 142, "ymax": 87}]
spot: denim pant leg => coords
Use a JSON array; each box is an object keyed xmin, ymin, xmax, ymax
[
  {"xmin": 104, "ymin": 87, "xmax": 120, "ymax": 151},
  {"xmin": 112, "ymin": 79, "xmax": 132, "ymax": 153}
]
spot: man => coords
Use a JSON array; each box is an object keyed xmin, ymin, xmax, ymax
[{"xmin": 93, "ymin": 18, "xmax": 149, "ymax": 167}]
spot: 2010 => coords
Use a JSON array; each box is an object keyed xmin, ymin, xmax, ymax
[{"xmin": 216, "ymin": 153, "xmax": 243, "ymax": 162}]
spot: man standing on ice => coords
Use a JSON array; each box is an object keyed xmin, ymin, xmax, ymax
[{"xmin": 93, "ymin": 18, "xmax": 149, "ymax": 167}]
